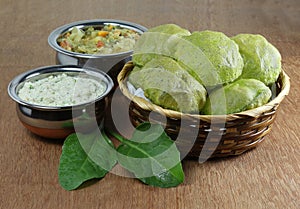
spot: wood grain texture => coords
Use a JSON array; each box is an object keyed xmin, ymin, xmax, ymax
[{"xmin": 0, "ymin": 0, "xmax": 299, "ymax": 208}]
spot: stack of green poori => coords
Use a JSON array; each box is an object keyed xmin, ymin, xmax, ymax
[{"xmin": 128, "ymin": 24, "xmax": 281, "ymax": 115}]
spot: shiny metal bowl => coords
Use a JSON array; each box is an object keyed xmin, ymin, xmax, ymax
[
  {"xmin": 8, "ymin": 65, "xmax": 114, "ymax": 139},
  {"xmin": 48, "ymin": 19, "xmax": 147, "ymax": 73}
]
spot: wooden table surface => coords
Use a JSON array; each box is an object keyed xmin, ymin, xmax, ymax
[{"xmin": 0, "ymin": 0, "xmax": 299, "ymax": 208}]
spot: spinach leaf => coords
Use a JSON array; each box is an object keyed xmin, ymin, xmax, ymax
[
  {"xmin": 58, "ymin": 129, "xmax": 117, "ymax": 191},
  {"xmin": 111, "ymin": 123, "xmax": 184, "ymax": 188}
]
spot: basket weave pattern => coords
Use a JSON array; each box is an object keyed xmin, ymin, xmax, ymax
[{"xmin": 118, "ymin": 62, "xmax": 290, "ymax": 159}]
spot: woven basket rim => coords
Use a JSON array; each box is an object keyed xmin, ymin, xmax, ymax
[{"xmin": 117, "ymin": 61, "xmax": 290, "ymax": 122}]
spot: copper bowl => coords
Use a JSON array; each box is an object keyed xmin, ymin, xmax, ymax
[{"xmin": 8, "ymin": 65, "xmax": 114, "ymax": 139}]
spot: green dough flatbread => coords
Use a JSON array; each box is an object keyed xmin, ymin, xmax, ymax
[
  {"xmin": 183, "ymin": 31, "xmax": 244, "ymax": 86},
  {"xmin": 129, "ymin": 56, "xmax": 207, "ymax": 113},
  {"xmin": 202, "ymin": 79, "xmax": 272, "ymax": 115},
  {"xmin": 232, "ymin": 34, "xmax": 281, "ymax": 85}
]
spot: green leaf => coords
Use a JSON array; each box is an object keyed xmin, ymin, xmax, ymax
[
  {"xmin": 114, "ymin": 123, "xmax": 184, "ymax": 188},
  {"xmin": 58, "ymin": 129, "xmax": 117, "ymax": 191}
]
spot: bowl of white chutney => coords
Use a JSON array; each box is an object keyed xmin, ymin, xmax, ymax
[{"xmin": 8, "ymin": 65, "xmax": 114, "ymax": 139}]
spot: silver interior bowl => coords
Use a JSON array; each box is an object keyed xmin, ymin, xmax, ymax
[
  {"xmin": 8, "ymin": 65, "xmax": 114, "ymax": 139},
  {"xmin": 48, "ymin": 19, "xmax": 147, "ymax": 74}
]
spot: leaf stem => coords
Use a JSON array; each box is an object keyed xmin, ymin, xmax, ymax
[{"xmin": 105, "ymin": 129, "xmax": 127, "ymax": 143}]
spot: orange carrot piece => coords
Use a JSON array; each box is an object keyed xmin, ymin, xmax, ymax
[{"xmin": 97, "ymin": 31, "xmax": 109, "ymax": 37}]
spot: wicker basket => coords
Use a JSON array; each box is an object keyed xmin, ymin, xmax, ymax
[{"xmin": 117, "ymin": 61, "xmax": 290, "ymax": 160}]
